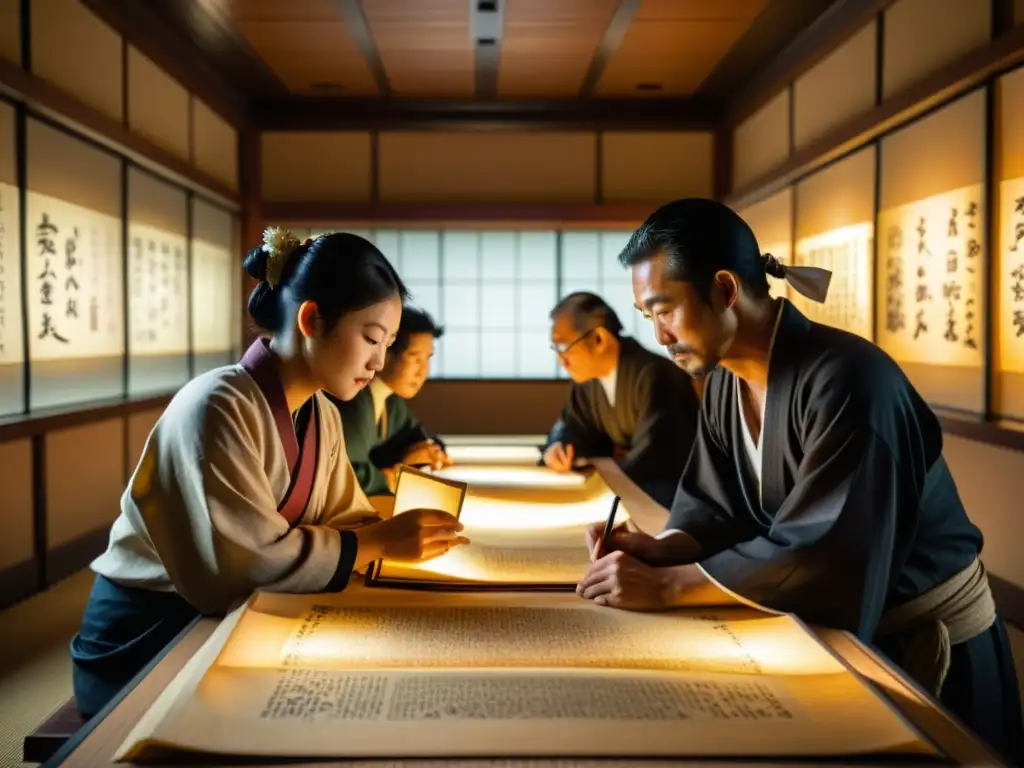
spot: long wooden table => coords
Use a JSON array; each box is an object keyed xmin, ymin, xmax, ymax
[{"xmin": 43, "ymin": 440, "xmax": 1005, "ymax": 767}]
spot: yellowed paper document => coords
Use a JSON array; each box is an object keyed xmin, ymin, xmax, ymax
[{"xmin": 117, "ymin": 590, "xmax": 935, "ymax": 762}]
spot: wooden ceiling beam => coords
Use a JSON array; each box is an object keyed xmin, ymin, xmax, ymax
[
  {"xmin": 336, "ymin": 0, "xmax": 392, "ymax": 97},
  {"xmin": 578, "ymin": 0, "xmax": 640, "ymax": 97},
  {"xmin": 252, "ymin": 97, "xmax": 721, "ymax": 132},
  {"xmin": 78, "ymin": 0, "xmax": 256, "ymax": 127},
  {"xmin": 712, "ymin": 0, "xmax": 899, "ymax": 130}
]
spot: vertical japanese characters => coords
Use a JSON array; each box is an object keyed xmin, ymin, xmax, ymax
[
  {"xmin": 998, "ymin": 178, "xmax": 1024, "ymax": 374},
  {"xmin": 27, "ymin": 193, "xmax": 124, "ymax": 360},
  {"xmin": 127, "ymin": 223, "xmax": 188, "ymax": 356},
  {"xmin": 877, "ymin": 185, "xmax": 983, "ymax": 367},
  {"xmin": 793, "ymin": 224, "xmax": 873, "ymax": 340}
]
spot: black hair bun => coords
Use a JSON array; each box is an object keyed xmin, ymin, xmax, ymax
[{"xmin": 242, "ymin": 246, "xmax": 268, "ymax": 282}]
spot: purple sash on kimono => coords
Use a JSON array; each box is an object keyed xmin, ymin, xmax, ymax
[{"xmin": 240, "ymin": 338, "xmax": 320, "ymax": 525}]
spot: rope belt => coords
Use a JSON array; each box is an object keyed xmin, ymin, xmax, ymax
[{"xmin": 875, "ymin": 556, "xmax": 996, "ymax": 697}]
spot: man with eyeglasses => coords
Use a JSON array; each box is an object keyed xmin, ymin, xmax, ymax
[{"xmin": 542, "ymin": 291, "xmax": 700, "ymax": 507}]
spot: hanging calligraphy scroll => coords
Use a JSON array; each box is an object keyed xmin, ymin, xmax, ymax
[
  {"xmin": 997, "ymin": 176, "xmax": 1024, "ymax": 375},
  {"xmin": 875, "ymin": 184, "xmax": 984, "ymax": 368},
  {"xmin": 793, "ymin": 222, "xmax": 873, "ymax": 339},
  {"xmin": 25, "ymin": 192, "xmax": 124, "ymax": 361},
  {"xmin": 0, "ymin": 181, "xmax": 23, "ymax": 367},
  {"xmin": 192, "ymin": 237, "xmax": 234, "ymax": 354},
  {"xmin": 127, "ymin": 223, "xmax": 189, "ymax": 356}
]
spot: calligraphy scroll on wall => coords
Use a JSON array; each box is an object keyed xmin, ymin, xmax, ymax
[
  {"xmin": 875, "ymin": 184, "xmax": 984, "ymax": 368},
  {"xmin": 998, "ymin": 177, "xmax": 1024, "ymax": 375},
  {"xmin": 793, "ymin": 223, "xmax": 874, "ymax": 339},
  {"xmin": 793, "ymin": 146, "xmax": 876, "ymax": 339},
  {"xmin": 25, "ymin": 192, "xmax": 124, "ymax": 362},
  {"xmin": 876, "ymin": 89, "xmax": 985, "ymax": 413}
]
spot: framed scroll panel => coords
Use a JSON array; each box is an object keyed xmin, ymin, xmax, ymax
[
  {"xmin": 794, "ymin": 146, "xmax": 876, "ymax": 340},
  {"xmin": 191, "ymin": 198, "xmax": 236, "ymax": 375},
  {"xmin": 26, "ymin": 119, "xmax": 124, "ymax": 411},
  {"xmin": 735, "ymin": 187, "xmax": 793, "ymax": 301},
  {"xmin": 127, "ymin": 167, "xmax": 189, "ymax": 396},
  {"xmin": 995, "ymin": 65, "xmax": 1024, "ymax": 420},
  {"xmin": 0, "ymin": 101, "xmax": 23, "ymax": 416},
  {"xmin": 877, "ymin": 90, "xmax": 986, "ymax": 413}
]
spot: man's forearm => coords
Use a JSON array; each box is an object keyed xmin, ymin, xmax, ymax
[
  {"xmin": 647, "ymin": 529, "xmax": 702, "ymax": 566},
  {"xmin": 660, "ymin": 564, "xmax": 739, "ymax": 608}
]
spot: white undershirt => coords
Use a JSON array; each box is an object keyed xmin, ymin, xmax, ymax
[
  {"xmin": 599, "ymin": 366, "xmax": 617, "ymax": 409},
  {"xmin": 369, "ymin": 377, "xmax": 392, "ymax": 426},
  {"xmin": 657, "ymin": 301, "xmax": 786, "ymax": 541}
]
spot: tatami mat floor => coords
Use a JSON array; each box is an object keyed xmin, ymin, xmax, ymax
[
  {"xmin": 1, "ymin": 570, "xmax": 1024, "ymax": 768},
  {"xmin": 0, "ymin": 569, "xmax": 93, "ymax": 768}
]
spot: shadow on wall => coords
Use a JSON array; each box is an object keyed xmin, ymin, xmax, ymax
[{"xmin": 411, "ymin": 381, "xmax": 570, "ymax": 435}]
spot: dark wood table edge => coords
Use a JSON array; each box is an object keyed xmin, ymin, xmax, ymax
[{"xmin": 40, "ymin": 615, "xmax": 203, "ymax": 768}]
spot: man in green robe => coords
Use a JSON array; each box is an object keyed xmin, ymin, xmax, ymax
[{"xmin": 327, "ymin": 304, "xmax": 450, "ymax": 497}]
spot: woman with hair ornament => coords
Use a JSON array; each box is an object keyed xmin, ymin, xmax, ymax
[{"xmin": 69, "ymin": 227, "xmax": 469, "ymax": 719}]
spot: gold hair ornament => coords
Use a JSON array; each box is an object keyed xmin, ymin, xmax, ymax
[{"xmin": 261, "ymin": 226, "xmax": 303, "ymax": 289}]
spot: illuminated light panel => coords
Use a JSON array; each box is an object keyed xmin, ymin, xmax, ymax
[
  {"xmin": 443, "ymin": 444, "xmax": 542, "ymax": 464},
  {"xmin": 793, "ymin": 222, "xmax": 874, "ymax": 340},
  {"xmin": 876, "ymin": 184, "xmax": 985, "ymax": 367},
  {"xmin": 432, "ymin": 464, "xmax": 587, "ymax": 489},
  {"xmin": 998, "ymin": 176, "xmax": 1024, "ymax": 374}
]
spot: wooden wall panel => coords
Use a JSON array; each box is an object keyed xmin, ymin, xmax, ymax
[
  {"xmin": 27, "ymin": 118, "xmax": 121, "ymax": 219},
  {"xmin": 0, "ymin": 0, "xmax": 19, "ymax": 65},
  {"xmin": 796, "ymin": 148, "xmax": 876, "ymax": 240},
  {"xmin": 127, "ymin": 46, "xmax": 190, "ymax": 161},
  {"xmin": 0, "ymin": 439, "xmax": 33, "ymax": 571},
  {"xmin": 31, "ymin": 0, "xmax": 123, "ymax": 122},
  {"xmin": 412, "ymin": 380, "xmax": 569, "ymax": 434},
  {"xmin": 0, "ymin": 98, "xmax": 13, "ymax": 186},
  {"xmin": 378, "ymin": 132, "xmax": 597, "ymax": 203},
  {"xmin": 883, "ymin": 0, "xmax": 991, "ymax": 99},
  {"xmin": 45, "ymin": 419, "xmax": 124, "ymax": 549},
  {"xmin": 1017, "ymin": 0, "xmax": 1024, "ymax": 24},
  {"xmin": 261, "ymin": 132, "xmax": 371, "ymax": 203},
  {"xmin": 944, "ymin": 435, "xmax": 1024, "ymax": 590},
  {"xmin": 732, "ymin": 89, "xmax": 790, "ymax": 191},
  {"xmin": 601, "ymin": 132, "xmax": 713, "ymax": 202},
  {"xmin": 794, "ymin": 20, "xmax": 877, "ymax": 151},
  {"xmin": 735, "ymin": 187, "xmax": 792, "ymax": 298},
  {"xmin": 193, "ymin": 98, "xmax": 239, "ymax": 193}
]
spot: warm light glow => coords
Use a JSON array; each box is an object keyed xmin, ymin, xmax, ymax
[
  {"xmin": 215, "ymin": 597, "xmax": 846, "ymax": 679},
  {"xmin": 128, "ymin": 223, "xmax": 189, "ymax": 356},
  {"xmin": 433, "ymin": 464, "xmax": 586, "ymax": 489},
  {"xmin": 393, "ymin": 467, "xmax": 466, "ymax": 518},
  {"xmin": 793, "ymin": 222, "xmax": 874, "ymax": 339},
  {"xmin": 377, "ymin": 462, "xmax": 624, "ymax": 584},
  {"xmin": 192, "ymin": 238, "xmax": 234, "ymax": 353},
  {"xmin": 441, "ymin": 434, "xmax": 548, "ymax": 446},
  {"xmin": 876, "ymin": 185, "xmax": 985, "ymax": 367},
  {"xmin": 443, "ymin": 444, "xmax": 542, "ymax": 464},
  {"xmin": 25, "ymin": 191, "xmax": 124, "ymax": 360},
  {"xmin": 0, "ymin": 182, "xmax": 24, "ymax": 366},
  {"xmin": 998, "ymin": 176, "xmax": 1024, "ymax": 374}
]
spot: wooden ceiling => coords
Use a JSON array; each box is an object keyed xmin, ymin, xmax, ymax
[
  {"xmin": 228, "ymin": 0, "xmax": 767, "ymax": 99},
  {"xmin": 79, "ymin": 0, "xmax": 850, "ymax": 129}
]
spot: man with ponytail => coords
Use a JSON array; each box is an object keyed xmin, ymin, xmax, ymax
[
  {"xmin": 575, "ymin": 198, "xmax": 1021, "ymax": 764},
  {"xmin": 70, "ymin": 229, "xmax": 469, "ymax": 720}
]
